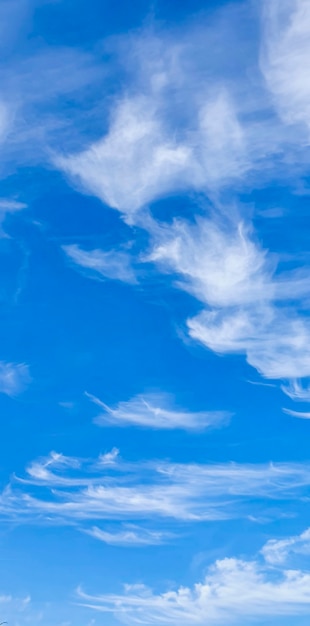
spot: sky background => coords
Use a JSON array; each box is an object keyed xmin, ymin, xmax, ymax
[{"xmin": 1, "ymin": 0, "xmax": 310, "ymax": 624}]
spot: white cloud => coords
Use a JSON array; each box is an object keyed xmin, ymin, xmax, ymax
[
  {"xmin": 148, "ymin": 216, "xmax": 310, "ymax": 380},
  {"xmin": 84, "ymin": 525, "xmax": 169, "ymax": 546},
  {"xmin": 283, "ymin": 408, "xmax": 310, "ymax": 419},
  {"xmin": 262, "ymin": 527, "xmax": 310, "ymax": 565},
  {"xmin": 77, "ymin": 551, "xmax": 310, "ymax": 624},
  {"xmin": 3, "ymin": 451, "xmax": 310, "ymax": 526},
  {"xmin": 63, "ymin": 244, "xmax": 137, "ymax": 284},
  {"xmin": 0, "ymin": 361, "xmax": 31, "ymax": 396},
  {"xmin": 281, "ymin": 379, "xmax": 310, "ymax": 402},
  {"xmin": 261, "ymin": 0, "xmax": 310, "ymax": 128},
  {"xmin": 56, "ymin": 96, "xmax": 195, "ymax": 219},
  {"xmin": 86, "ymin": 391, "xmax": 230, "ymax": 431}
]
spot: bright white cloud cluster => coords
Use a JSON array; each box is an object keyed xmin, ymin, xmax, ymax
[
  {"xmin": 86, "ymin": 391, "xmax": 230, "ymax": 431},
  {"xmin": 78, "ymin": 530, "xmax": 310, "ymax": 624}
]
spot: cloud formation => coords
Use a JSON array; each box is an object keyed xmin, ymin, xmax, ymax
[
  {"xmin": 78, "ymin": 539, "xmax": 310, "ymax": 624},
  {"xmin": 86, "ymin": 391, "xmax": 230, "ymax": 431},
  {"xmin": 2, "ymin": 450, "xmax": 310, "ymax": 528}
]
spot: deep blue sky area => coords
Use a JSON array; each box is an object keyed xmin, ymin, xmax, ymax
[{"xmin": 0, "ymin": 1, "xmax": 310, "ymax": 625}]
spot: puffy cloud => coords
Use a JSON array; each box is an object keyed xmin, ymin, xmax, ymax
[{"xmin": 77, "ymin": 552, "xmax": 310, "ymax": 624}]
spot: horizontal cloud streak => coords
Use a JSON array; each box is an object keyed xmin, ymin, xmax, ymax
[
  {"xmin": 86, "ymin": 391, "xmax": 230, "ymax": 431},
  {"xmin": 2, "ymin": 451, "xmax": 310, "ymax": 529}
]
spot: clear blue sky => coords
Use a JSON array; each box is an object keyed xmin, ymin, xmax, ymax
[{"xmin": 1, "ymin": 0, "xmax": 310, "ymax": 624}]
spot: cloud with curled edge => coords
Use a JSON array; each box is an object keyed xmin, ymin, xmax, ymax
[
  {"xmin": 3, "ymin": 450, "xmax": 310, "ymax": 526},
  {"xmin": 281, "ymin": 379, "xmax": 310, "ymax": 401},
  {"xmin": 63, "ymin": 244, "xmax": 137, "ymax": 284},
  {"xmin": 0, "ymin": 361, "xmax": 31, "ymax": 396},
  {"xmin": 85, "ymin": 391, "xmax": 231, "ymax": 431},
  {"xmin": 76, "ymin": 529, "xmax": 310, "ymax": 624}
]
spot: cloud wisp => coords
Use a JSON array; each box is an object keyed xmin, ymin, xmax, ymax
[
  {"xmin": 84, "ymin": 524, "xmax": 171, "ymax": 546},
  {"xmin": 0, "ymin": 361, "xmax": 31, "ymax": 396},
  {"xmin": 86, "ymin": 391, "xmax": 231, "ymax": 431},
  {"xmin": 63, "ymin": 244, "xmax": 137, "ymax": 284},
  {"xmin": 262, "ymin": 527, "xmax": 310, "ymax": 565}
]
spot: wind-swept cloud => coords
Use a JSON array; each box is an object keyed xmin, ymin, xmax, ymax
[
  {"xmin": 148, "ymin": 216, "xmax": 310, "ymax": 380},
  {"xmin": 262, "ymin": 527, "xmax": 310, "ymax": 565},
  {"xmin": 86, "ymin": 391, "xmax": 230, "ymax": 431},
  {"xmin": 77, "ymin": 535, "xmax": 310, "ymax": 624},
  {"xmin": 2, "ymin": 450, "xmax": 310, "ymax": 527},
  {"xmin": 63, "ymin": 245, "xmax": 137, "ymax": 284},
  {"xmin": 0, "ymin": 361, "xmax": 31, "ymax": 396},
  {"xmin": 84, "ymin": 524, "xmax": 170, "ymax": 546}
]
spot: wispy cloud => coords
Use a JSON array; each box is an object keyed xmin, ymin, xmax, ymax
[
  {"xmin": 77, "ymin": 532, "xmax": 310, "ymax": 624},
  {"xmin": 63, "ymin": 245, "xmax": 137, "ymax": 284},
  {"xmin": 0, "ymin": 361, "xmax": 31, "ymax": 396},
  {"xmin": 281, "ymin": 379, "xmax": 310, "ymax": 402},
  {"xmin": 148, "ymin": 216, "xmax": 310, "ymax": 380},
  {"xmin": 84, "ymin": 524, "xmax": 170, "ymax": 546},
  {"xmin": 86, "ymin": 391, "xmax": 230, "ymax": 431},
  {"xmin": 261, "ymin": 0, "xmax": 310, "ymax": 129},
  {"xmin": 262, "ymin": 527, "xmax": 310, "ymax": 565},
  {"xmin": 2, "ymin": 450, "xmax": 310, "ymax": 528},
  {"xmin": 283, "ymin": 408, "xmax": 310, "ymax": 419}
]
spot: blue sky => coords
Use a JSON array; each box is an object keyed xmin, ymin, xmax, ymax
[{"xmin": 1, "ymin": 0, "xmax": 310, "ymax": 624}]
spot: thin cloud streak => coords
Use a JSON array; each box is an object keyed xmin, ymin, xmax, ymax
[
  {"xmin": 0, "ymin": 361, "xmax": 31, "ymax": 396},
  {"xmin": 63, "ymin": 245, "xmax": 137, "ymax": 284}
]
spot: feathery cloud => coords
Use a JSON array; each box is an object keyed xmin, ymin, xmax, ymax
[
  {"xmin": 2, "ymin": 451, "xmax": 310, "ymax": 527},
  {"xmin": 63, "ymin": 245, "xmax": 137, "ymax": 284},
  {"xmin": 86, "ymin": 391, "xmax": 230, "ymax": 431}
]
